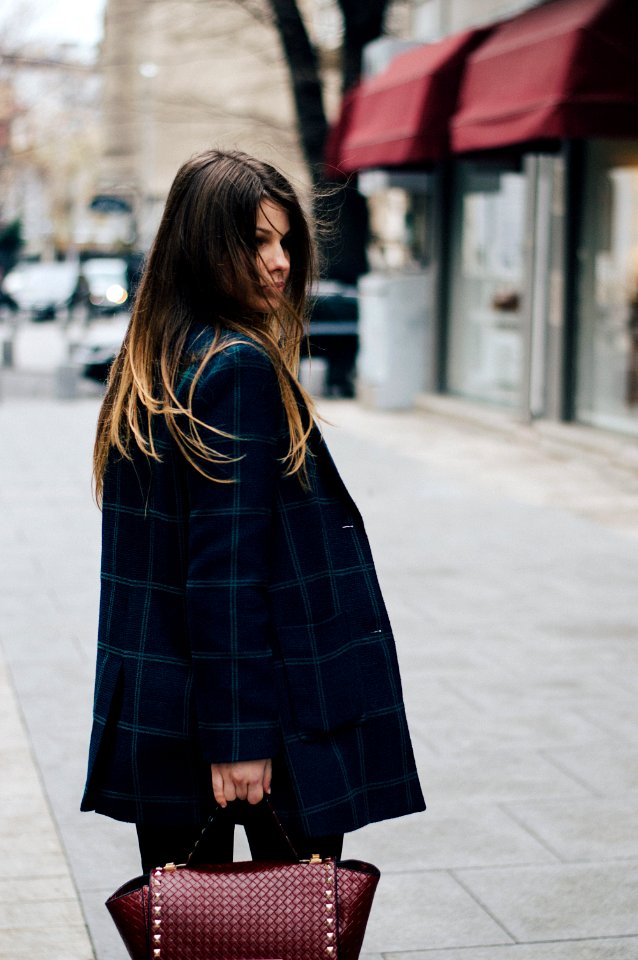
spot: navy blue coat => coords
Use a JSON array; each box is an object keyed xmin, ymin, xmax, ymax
[{"xmin": 81, "ymin": 328, "xmax": 425, "ymax": 835}]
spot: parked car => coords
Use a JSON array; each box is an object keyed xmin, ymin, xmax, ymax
[
  {"xmin": 4, "ymin": 261, "xmax": 81, "ymax": 321},
  {"xmin": 71, "ymin": 313, "xmax": 130, "ymax": 382},
  {"xmin": 82, "ymin": 257, "xmax": 129, "ymax": 315},
  {"xmin": 71, "ymin": 280, "xmax": 360, "ymax": 394}
]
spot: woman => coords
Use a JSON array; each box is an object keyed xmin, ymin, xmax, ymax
[{"xmin": 81, "ymin": 149, "xmax": 424, "ymax": 872}]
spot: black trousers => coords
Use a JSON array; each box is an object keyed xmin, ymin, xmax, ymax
[{"xmin": 136, "ymin": 802, "xmax": 343, "ymax": 873}]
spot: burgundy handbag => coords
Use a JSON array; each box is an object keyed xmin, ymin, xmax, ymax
[{"xmin": 106, "ymin": 806, "xmax": 380, "ymax": 960}]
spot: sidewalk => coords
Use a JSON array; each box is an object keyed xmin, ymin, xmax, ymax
[
  {"xmin": 1, "ymin": 387, "xmax": 638, "ymax": 959},
  {"xmin": 0, "ymin": 658, "xmax": 93, "ymax": 958}
]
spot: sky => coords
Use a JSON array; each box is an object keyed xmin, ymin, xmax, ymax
[{"xmin": 5, "ymin": 0, "xmax": 106, "ymax": 47}]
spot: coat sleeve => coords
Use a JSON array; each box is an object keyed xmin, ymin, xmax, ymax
[{"xmin": 184, "ymin": 342, "xmax": 287, "ymax": 764}]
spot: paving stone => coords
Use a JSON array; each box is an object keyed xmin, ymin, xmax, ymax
[
  {"xmin": 395, "ymin": 677, "xmax": 480, "ymax": 728},
  {"xmin": 0, "ymin": 877, "xmax": 77, "ymax": 903},
  {"xmin": 0, "ymin": 582, "xmax": 95, "ymax": 956},
  {"xmin": 0, "ymin": 847, "xmax": 71, "ymax": 880},
  {"xmin": 447, "ymin": 668, "xmax": 633, "ymax": 710},
  {"xmin": 62, "ymin": 815, "xmax": 141, "ymax": 896},
  {"xmin": 1, "ymin": 790, "xmax": 51, "ymax": 819},
  {"xmin": 413, "ymin": 698, "xmax": 607, "ymax": 754},
  {"xmin": 504, "ymin": 796, "xmax": 638, "ymax": 861},
  {"xmin": 385, "ymin": 938, "xmax": 638, "ymax": 960},
  {"xmin": 344, "ymin": 802, "xmax": 555, "ymax": 871},
  {"xmin": 575, "ymin": 699, "xmax": 638, "ymax": 742},
  {"xmin": 545, "ymin": 744, "xmax": 638, "ymax": 795},
  {"xmin": 41, "ymin": 769, "xmax": 94, "ymax": 836},
  {"xmin": 454, "ymin": 862, "xmax": 638, "ymax": 941},
  {"xmin": 393, "ymin": 634, "xmax": 487, "ymax": 675},
  {"xmin": 0, "ymin": 898, "xmax": 86, "ymax": 929},
  {"xmin": 79, "ymin": 887, "xmax": 134, "ymax": 960},
  {"xmin": 361, "ymin": 870, "xmax": 512, "ymax": 953},
  {"xmin": 0, "ymin": 747, "xmax": 42, "ymax": 796},
  {"xmin": 414, "ymin": 748, "xmax": 591, "ymax": 803},
  {"xmin": 0, "ymin": 925, "xmax": 94, "ymax": 960},
  {"xmin": 0, "ymin": 820, "xmax": 63, "ymax": 858},
  {"xmin": 0, "ymin": 709, "xmax": 26, "ymax": 747}
]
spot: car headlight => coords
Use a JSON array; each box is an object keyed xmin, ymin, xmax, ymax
[{"xmin": 105, "ymin": 284, "xmax": 128, "ymax": 305}]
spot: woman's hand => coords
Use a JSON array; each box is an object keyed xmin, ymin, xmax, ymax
[{"xmin": 211, "ymin": 758, "xmax": 272, "ymax": 808}]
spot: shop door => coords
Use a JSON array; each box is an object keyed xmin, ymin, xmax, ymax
[
  {"xmin": 576, "ymin": 141, "xmax": 638, "ymax": 435},
  {"xmin": 446, "ymin": 161, "xmax": 526, "ymax": 408}
]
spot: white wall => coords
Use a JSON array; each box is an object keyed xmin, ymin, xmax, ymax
[{"xmin": 412, "ymin": 0, "xmax": 542, "ymax": 40}]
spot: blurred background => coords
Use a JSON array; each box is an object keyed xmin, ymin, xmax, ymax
[
  {"xmin": 3, "ymin": 5, "xmax": 638, "ymax": 958},
  {"xmin": 1, "ymin": 0, "xmax": 638, "ymax": 435}
]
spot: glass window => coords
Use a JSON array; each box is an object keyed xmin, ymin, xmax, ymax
[
  {"xmin": 366, "ymin": 186, "xmax": 432, "ymax": 271},
  {"xmin": 576, "ymin": 141, "xmax": 638, "ymax": 435},
  {"xmin": 447, "ymin": 161, "xmax": 526, "ymax": 408}
]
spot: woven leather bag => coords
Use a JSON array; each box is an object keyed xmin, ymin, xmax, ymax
[{"xmin": 106, "ymin": 808, "xmax": 380, "ymax": 960}]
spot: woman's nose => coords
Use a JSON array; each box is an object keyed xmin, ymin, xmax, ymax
[{"xmin": 268, "ymin": 243, "xmax": 289, "ymax": 274}]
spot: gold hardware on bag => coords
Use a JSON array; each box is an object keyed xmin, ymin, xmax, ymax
[{"xmin": 309, "ymin": 853, "xmax": 322, "ymax": 864}]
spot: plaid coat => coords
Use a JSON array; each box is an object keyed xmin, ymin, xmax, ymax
[{"xmin": 81, "ymin": 328, "xmax": 425, "ymax": 835}]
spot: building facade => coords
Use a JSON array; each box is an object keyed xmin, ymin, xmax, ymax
[
  {"xmin": 336, "ymin": 0, "xmax": 638, "ymax": 439},
  {"xmin": 97, "ymin": 0, "xmax": 413, "ymax": 249},
  {"xmin": 0, "ymin": 47, "xmax": 102, "ymax": 258},
  {"xmin": 99, "ymin": 0, "xmax": 318, "ymax": 250}
]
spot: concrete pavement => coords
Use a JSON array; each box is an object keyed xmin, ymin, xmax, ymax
[{"xmin": 1, "ymin": 378, "xmax": 638, "ymax": 959}]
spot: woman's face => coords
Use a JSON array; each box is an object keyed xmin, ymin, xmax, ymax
[{"xmin": 248, "ymin": 200, "xmax": 291, "ymax": 312}]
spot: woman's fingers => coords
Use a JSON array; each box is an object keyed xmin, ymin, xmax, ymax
[
  {"xmin": 234, "ymin": 781, "xmax": 248, "ymax": 801},
  {"xmin": 246, "ymin": 779, "xmax": 264, "ymax": 805},
  {"xmin": 212, "ymin": 765, "xmax": 238, "ymax": 807},
  {"xmin": 211, "ymin": 764, "xmax": 228, "ymax": 808},
  {"xmin": 263, "ymin": 758, "xmax": 272, "ymax": 796},
  {"xmin": 211, "ymin": 764, "xmax": 241, "ymax": 807},
  {"xmin": 211, "ymin": 759, "xmax": 272, "ymax": 807},
  {"xmin": 224, "ymin": 781, "xmax": 238, "ymax": 804}
]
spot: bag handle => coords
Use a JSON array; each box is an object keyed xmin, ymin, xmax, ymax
[{"xmin": 186, "ymin": 797, "xmax": 300, "ymax": 865}]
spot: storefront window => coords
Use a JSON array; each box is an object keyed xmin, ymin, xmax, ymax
[
  {"xmin": 364, "ymin": 181, "xmax": 432, "ymax": 272},
  {"xmin": 447, "ymin": 161, "xmax": 526, "ymax": 408},
  {"xmin": 576, "ymin": 141, "xmax": 638, "ymax": 435}
]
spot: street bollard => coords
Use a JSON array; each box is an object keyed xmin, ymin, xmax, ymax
[
  {"xmin": 1, "ymin": 337, "xmax": 13, "ymax": 367},
  {"xmin": 55, "ymin": 362, "xmax": 79, "ymax": 400},
  {"xmin": 299, "ymin": 356, "xmax": 328, "ymax": 397}
]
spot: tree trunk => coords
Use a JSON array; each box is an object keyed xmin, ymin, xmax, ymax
[
  {"xmin": 335, "ymin": 0, "xmax": 389, "ymax": 93},
  {"xmin": 265, "ymin": 0, "xmax": 328, "ymax": 184},
  {"xmin": 263, "ymin": 0, "xmax": 391, "ymax": 282}
]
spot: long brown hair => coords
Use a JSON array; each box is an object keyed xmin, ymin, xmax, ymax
[{"xmin": 93, "ymin": 149, "xmax": 317, "ymax": 501}]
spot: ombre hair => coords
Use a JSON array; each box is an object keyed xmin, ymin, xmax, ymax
[{"xmin": 93, "ymin": 149, "xmax": 317, "ymax": 501}]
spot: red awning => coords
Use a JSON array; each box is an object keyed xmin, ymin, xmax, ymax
[
  {"xmin": 330, "ymin": 28, "xmax": 490, "ymax": 174},
  {"xmin": 324, "ymin": 88, "xmax": 359, "ymax": 179},
  {"xmin": 451, "ymin": 0, "xmax": 638, "ymax": 153}
]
